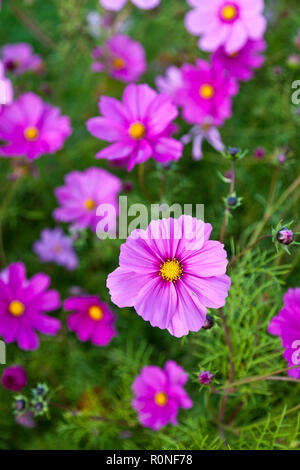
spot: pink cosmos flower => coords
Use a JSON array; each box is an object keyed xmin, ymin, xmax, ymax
[
  {"xmin": 268, "ymin": 288, "xmax": 300, "ymax": 379},
  {"xmin": 33, "ymin": 228, "xmax": 78, "ymax": 271},
  {"xmin": 176, "ymin": 59, "xmax": 238, "ymax": 126},
  {"xmin": 0, "ymin": 262, "xmax": 61, "ymax": 351},
  {"xmin": 185, "ymin": 0, "xmax": 267, "ymax": 54},
  {"xmin": 91, "ymin": 34, "xmax": 146, "ymax": 82},
  {"xmin": 2, "ymin": 43, "xmax": 42, "ymax": 76},
  {"xmin": 132, "ymin": 361, "xmax": 193, "ymax": 430},
  {"xmin": 0, "ymin": 60, "xmax": 13, "ymax": 107},
  {"xmin": 155, "ymin": 66, "xmax": 183, "ymax": 103},
  {"xmin": 0, "ymin": 92, "xmax": 72, "ymax": 161},
  {"xmin": 86, "ymin": 84, "xmax": 183, "ymax": 171},
  {"xmin": 64, "ymin": 296, "xmax": 117, "ymax": 346},
  {"xmin": 53, "ymin": 167, "xmax": 121, "ymax": 232},
  {"xmin": 100, "ymin": 0, "xmax": 161, "ymax": 11},
  {"xmin": 107, "ymin": 215, "xmax": 231, "ymax": 337},
  {"xmin": 212, "ymin": 39, "xmax": 266, "ymax": 81},
  {"xmin": 1, "ymin": 365, "xmax": 27, "ymax": 392},
  {"xmin": 181, "ymin": 121, "xmax": 225, "ymax": 160}
]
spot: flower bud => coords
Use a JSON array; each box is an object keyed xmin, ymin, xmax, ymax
[
  {"xmin": 203, "ymin": 315, "xmax": 214, "ymax": 330},
  {"xmin": 277, "ymin": 227, "xmax": 294, "ymax": 245},
  {"xmin": 198, "ymin": 371, "xmax": 213, "ymax": 385}
]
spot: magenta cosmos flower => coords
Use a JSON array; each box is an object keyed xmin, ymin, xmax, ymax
[
  {"xmin": 132, "ymin": 360, "xmax": 193, "ymax": 430},
  {"xmin": 107, "ymin": 215, "xmax": 231, "ymax": 337},
  {"xmin": 1, "ymin": 365, "xmax": 27, "ymax": 392},
  {"xmin": 33, "ymin": 228, "xmax": 78, "ymax": 271},
  {"xmin": 177, "ymin": 59, "xmax": 238, "ymax": 126},
  {"xmin": 185, "ymin": 0, "xmax": 267, "ymax": 54},
  {"xmin": 0, "ymin": 262, "xmax": 61, "ymax": 350},
  {"xmin": 2, "ymin": 43, "xmax": 42, "ymax": 76},
  {"xmin": 64, "ymin": 296, "xmax": 117, "ymax": 346},
  {"xmin": 0, "ymin": 93, "xmax": 72, "ymax": 161},
  {"xmin": 212, "ymin": 39, "xmax": 266, "ymax": 81},
  {"xmin": 86, "ymin": 84, "xmax": 183, "ymax": 171},
  {"xmin": 100, "ymin": 0, "xmax": 161, "ymax": 11},
  {"xmin": 0, "ymin": 60, "xmax": 13, "ymax": 107},
  {"xmin": 92, "ymin": 34, "xmax": 146, "ymax": 82},
  {"xmin": 53, "ymin": 167, "xmax": 121, "ymax": 232},
  {"xmin": 268, "ymin": 288, "xmax": 300, "ymax": 379}
]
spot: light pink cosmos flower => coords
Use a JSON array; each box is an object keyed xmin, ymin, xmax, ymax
[
  {"xmin": 91, "ymin": 34, "xmax": 146, "ymax": 82},
  {"xmin": 64, "ymin": 296, "xmax": 117, "ymax": 347},
  {"xmin": 100, "ymin": 0, "xmax": 161, "ymax": 11},
  {"xmin": 155, "ymin": 66, "xmax": 183, "ymax": 103},
  {"xmin": 132, "ymin": 361, "xmax": 193, "ymax": 430},
  {"xmin": 107, "ymin": 215, "xmax": 231, "ymax": 338},
  {"xmin": 2, "ymin": 43, "xmax": 42, "ymax": 76},
  {"xmin": 53, "ymin": 167, "xmax": 122, "ymax": 232},
  {"xmin": 33, "ymin": 228, "xmax": 78, "ymax": 271},
  {"xmin": 0, "ymin": 60, "xmax": 13, "ymax": 108},
  {"xmin": 176, "ymin": 59, "xmax": 238, "ymax": 126},
  {"xmin": 181, "ymin": 121, "xmax": 225, "ymax": 160},
  {"xmin": 212, "ymin": 38, "xmax": 266, "ymax": 81},
  {"xmin": 185, "ymin": 0, "xmax": 267, "ymax": 54},
  {"xmin": 0, "ymin": 93, "xmax": 72, "ymax": 161},
  {"xmin": 86, "ymin": 84, "xmax": 183, "ymax": 171}
]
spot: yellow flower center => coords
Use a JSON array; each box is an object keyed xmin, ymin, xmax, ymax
[
  {"xmin": 113, "ymin": 57, "xmax": 125, "ymax": 70},
  {"xmin": 221, "ymin": 4, "xmax": 238, "ymax": 21},
  {"xmin": 199, "ymin": 84, "xmax": 215, "ymax": 99},
  {"xmin": 24, "ymin": 126, "xmax": 39, "ymax": 141},
  {"xmin": 84, "ymin": 199, "xmax": 96, "ymax": 211},
  {"xmin": 129, "ymin": 122, "xmax": 146, "ymax": 140},
  {"xmin": 159, "ymin": 258, "xmax": 183, "ymax": 283},
  {"xmin": 154, "ymin": 392, "xmax": 168, "ymax": 406},
  {"xmin": 9, "ymin": 300, "xmax": 25, "ymax": 317},
  {"xmin": 88, "ymin": 305, "xmax": 104, "ymax": 321}
]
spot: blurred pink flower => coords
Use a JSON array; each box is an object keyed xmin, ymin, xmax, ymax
[
  {"xmin": 86, "ymin": 84, "xmax": 183, "ymax": 171},
  {"xmin": 33, "ymin": 228, "xmax": 78, "ymax": 271},
  {"xmin": 0, "ymin": 262, "xmax": 61, "ymax": 351},
  {"xmin": 132, "ymin": 361, "xmax": 192, "ymax": 430},
  {"xmin": 91, "ymin": 34, "xmax": 146, "ymax": 82},
  {"xmin": 0, "ymin": 92, "xmax": 72, "ymax": 160},
  {"xmin": 2, "ymin": 43, "xmax": 42, "ymax": 76},
  {"xmin": 100, "ymin": 0, "xmax": 160, "ymax": 11},
  {"xmin": 212, "ymin": 38, "xmax": 266, "ymax": 81},
  {"xmin": 0, "ymin": 60, "xmax": 13, "ymax": 107},
  {"xmin": 177, "ymin": 59, "xmax": 238, "ymax": 126},
  {"xmin": 64, "ymin": 296, "xmax": 117, "ymax": 346},
  {"xmin": 53, "ymin": 167, "xmax": 122, "ymax": 232},
  {"xmin": 1, "ymin": 365, "xmax": 27, "ymax": 392},
  {"xmin": 181, "ymin": 122, "xmax": 225, "ymax": 160},
  {"xmin": 185, "ymin": 0, "xmax": 267, "ymax": 54},
  {"xmin": 107, "ymin": 215, "xmax": 231, "ymax": 337},
  {"xmin": 155, "ymin": 66, "xmax": 183, "ymax": 102}
]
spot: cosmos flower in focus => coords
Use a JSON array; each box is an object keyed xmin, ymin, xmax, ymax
[
  {"xmin": 53, "ymin": 167, "xmax": 122, "ymax": 232},
  {"xmin": 107, "ymin": 215, "xmax": 231, "ymax": 337},
  {"xmin": 212, "ymin": 38, "xmax": 266, "ymax": 81},
  {"xmin": 0, "ymin": 60, "xmax": 13, "ymax": 107},
  {"xmin": 33, "ymin": 227, "xmax": 78, "ymax": 271},
  {"xmin": 0, "ymin": 93, "xmax": 72, "ymax": 160},
  {"xmin": 132, "ymin": 361, "xmax": 193, "ymax": 430},
  {"xmin": 268, "ymin": 288, "xmax": 300, "ymax": 379},
  {"xmin": 155, "ymin": 66, "xmax": 183, "ymax": 103},
  {"xmin": 2, "ymin": 43, "xmax": 43, "ymax": 76},
  {"xmin": 86, "ymin": 84, "xmax": 183, "ymax": 171},
  {"xmin": 181, "ymin": 121, "xmax": 225, "ymax": 160},
  {"xmin": 185, "ymin": 0, "xmax": 267, "ymax": 54},
  {"xmin": 176, "ymin": 59, "xmax": 238, "ymax": 126},
  {"xmin": 1, "ymin": 365, "xmax": 27, "ymax": 392},
  {"xmin": 0, "ymin": 262, "xmax": 61, "ymax": 350},
  {"xmin": 100, "ymin": 0, "xmax": 161, "ymax": 11},
  {"xmin": 64, "ymin": 296, "xmax": 117, "ymax": 346},
  {"xmin": 91, "ymin": 34, "xmax": 146, "ymax": 82}
]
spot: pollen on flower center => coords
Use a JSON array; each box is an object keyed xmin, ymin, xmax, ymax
[
  {"xmin": 9, "ymin": 300, "xmax": 25, "ymax": 317},
  {"xmin": 84, "ymin": 199, "xmax": 96, "ymax": 210},
  {"xmin": 159, "ymin": 258, "xmax": 183, "ymax": 283},
  {"xmin": 88, "ymin": 305, "xmax": 104, "ymax": 321},
  {"xmin": 129, "ymin": 122, "xmax": 146, "ymax": 140},
  {"xmin": 113, "ymin": 57, "xmax": 125, "ymax": 70},
  {"xmin": 154, "ymin": 391, "xmax": 168, "ymax": 406},
  {"xmin": 220, "ymin": 4, "xmax": 238, "ymax": 21},
  {"xmin": 199, "ymin": 84, "xmax": 215, "ymax": 99},
  {"xmin": 24, "ymin": 126, "xmax": 39, "ymax": 141}
]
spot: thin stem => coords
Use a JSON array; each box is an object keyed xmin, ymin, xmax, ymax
[
  {"xmin": 218, "ymin": 307, "xmax": 235, "ymax": 425},
  {"xmin": 220, "ymin": 162, "xmax": 235, "ymax": 244},
  {"xmin": 138, "ymin": 163, "xmax": 153, "ymax": 203}
]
